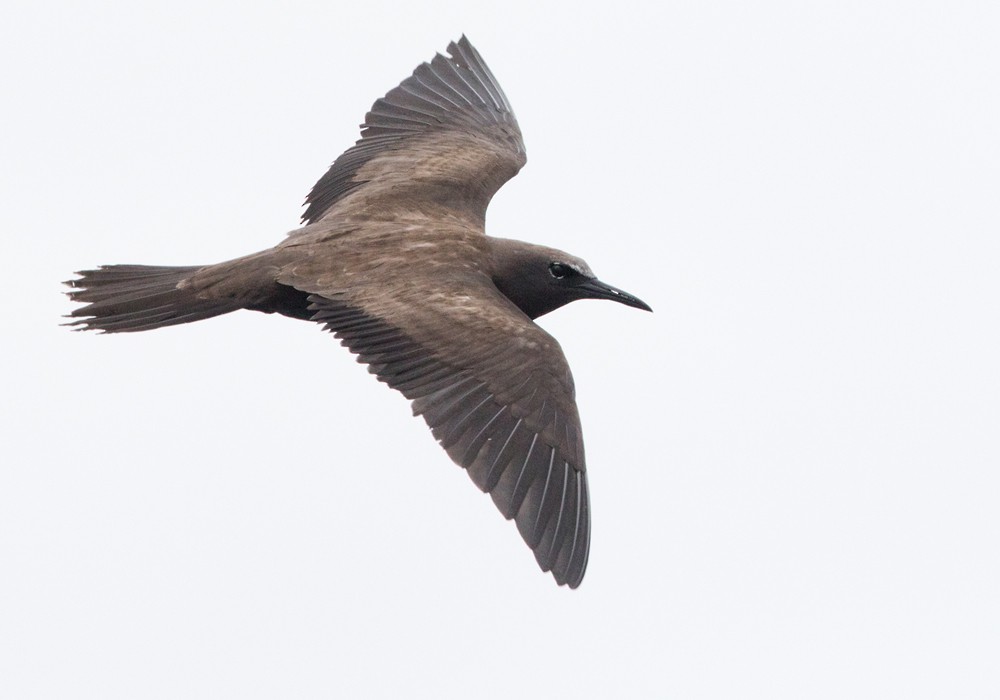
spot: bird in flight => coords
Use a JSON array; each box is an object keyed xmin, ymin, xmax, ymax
[{"xmin": 66, "ymin": 36, "xmax": 651, "ymax": 588}]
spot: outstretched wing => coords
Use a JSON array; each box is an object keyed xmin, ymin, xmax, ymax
[
  {"xmin": 301, "ymin": 277, "xmax": 589, "ymax": 588},
  {"xmin": 302, "ymin": 36, "xmax": 526, "ymax": 227}
]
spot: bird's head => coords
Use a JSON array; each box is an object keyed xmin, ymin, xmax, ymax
[{"xmin": 488, "ymin": 238, "xmax": 652, "ymax": 320}]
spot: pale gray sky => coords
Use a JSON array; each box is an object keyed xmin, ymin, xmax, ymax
[{"xmin": 2, "ymin": 1, "xmax": 998, "ymax": 698}]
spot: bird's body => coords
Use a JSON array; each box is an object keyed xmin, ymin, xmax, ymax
[{"xmin": 66, "ymin": 37, "xmax": 649, "ymax": 588}]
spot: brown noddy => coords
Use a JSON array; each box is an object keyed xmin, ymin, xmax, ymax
[{"xmin": 65, "ymin": 36, "xmax": 651, "ymax": 588}]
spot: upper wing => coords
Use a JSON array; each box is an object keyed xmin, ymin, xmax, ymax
[
  {"xmin": 302, "ymin": 36, "xmax": 526, "ymax": 228},
  {"xmin": 299, "ymin": 277, "xmax": 589, "ymax": 588}
]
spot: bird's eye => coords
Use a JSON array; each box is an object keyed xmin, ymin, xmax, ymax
[{"xmin": 549, "ymin": 262, "xmax": 573, "ymax": 279}]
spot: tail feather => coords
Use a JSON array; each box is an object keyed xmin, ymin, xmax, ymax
[{"xmin": 65, "ymin": 264, "xmax": 240, "ymax": 333}]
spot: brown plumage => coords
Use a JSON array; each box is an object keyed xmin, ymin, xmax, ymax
[{"xmin": 65, "ymin": 37, "xmax": 650, "ymax": 588}]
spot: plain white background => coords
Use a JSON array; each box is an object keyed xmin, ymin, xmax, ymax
[{"xmin": 2, "ymin": 1, "xmax": 998, "ymax": 697}]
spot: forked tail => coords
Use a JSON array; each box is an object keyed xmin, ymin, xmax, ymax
[{"xmin": 64, "ymin": 264, "xmax": 240, "ymax": 333}]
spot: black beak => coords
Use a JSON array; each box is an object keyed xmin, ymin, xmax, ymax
[{"xmin": 577, "ymin": 278, "xmax": 653, "ymax": 312}]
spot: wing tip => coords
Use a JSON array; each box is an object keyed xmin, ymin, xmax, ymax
[{"xmin": 528, "ymin": 465, "xmax": 590, "ymax": 589}]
